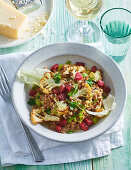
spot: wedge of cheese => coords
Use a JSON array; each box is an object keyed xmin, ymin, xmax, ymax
[{"xmin": 0, "ymin": 0, "xmax": 28, "ymax": 39}]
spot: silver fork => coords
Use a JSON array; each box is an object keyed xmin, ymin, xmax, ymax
[{"xmin": 0, "ymin": 66, "xmax": 44, "ymax": 162}]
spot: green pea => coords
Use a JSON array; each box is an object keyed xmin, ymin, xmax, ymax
[
  {"xmin": 93, "ymin": 117, "xmax": 98, "ymax": 124},
  {"xmin": 67, "ymin": 131, "xmax": 73, "ymax": 134},
  {"xmin": 67, "ymin": 117, "xmax": 74, "ymax": 124},
  {"xmin": 65, "ymin": 60, "xmax": 72, "ymax": 65}
]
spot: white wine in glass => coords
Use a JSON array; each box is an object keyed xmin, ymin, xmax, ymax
[{"xmin": 65, "ymin": 0, "xmax": 103, "ymax": 43}]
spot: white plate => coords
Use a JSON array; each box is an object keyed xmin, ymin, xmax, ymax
[
  {"xmin": 12, "ymin": 43, "xmax": 127, "ymax": 142},
  {"xmin": 0, "ymin": 0, "xmax": 53, "ymax": 48}
]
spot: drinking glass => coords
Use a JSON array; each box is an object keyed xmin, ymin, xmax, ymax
[
  {"xmin": 65, "ymin": 0, "xmax": 103, "ymax": 43},
  {"xmin": 100, "ymin": 8, "xmax": 131, "ymax": 63}
]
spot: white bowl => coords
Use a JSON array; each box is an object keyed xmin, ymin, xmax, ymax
[{"xmin": 12, "ymin": 43, "xmax": 127, "ymax": 142}]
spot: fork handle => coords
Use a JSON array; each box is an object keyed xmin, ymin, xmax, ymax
[{"xmin": 21, "ymin": 121, "xmax": 44, "ymax": 162}]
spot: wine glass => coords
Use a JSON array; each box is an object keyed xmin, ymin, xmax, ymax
[{"xmin": 65, "ymin": 0, "xmax": 103, "ymax": 43}]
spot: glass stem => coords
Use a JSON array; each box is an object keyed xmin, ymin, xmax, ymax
[{"xmin": 78, "ymin": 22, "xmax": 91, "ymax": 35}]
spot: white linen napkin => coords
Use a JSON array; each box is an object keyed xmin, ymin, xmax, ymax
[{"xmin": 0, "ymin": 43, "xmax": 124, "ymax": 167}]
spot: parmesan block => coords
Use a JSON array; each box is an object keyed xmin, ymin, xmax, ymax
[{"xmin": 0, "ymin": 0, "xmax": 28, "ymax": 39}]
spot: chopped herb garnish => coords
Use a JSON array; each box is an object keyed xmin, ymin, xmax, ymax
[
  {"xmin": 82, "ymin": 73, "xmax": 88, "ymax": 77},
  {"xmin": 86, "ymin": 70, "xmax": 90, "ymax": 75},
  {"xmin": 57, "ymin": 64, "xmax": 63, "ymax": 71},
  {"xmin": 52, "ymin": 106, "xmax": 58, "ymax": 114},
  {"xmin": 76, "ymin": 103, "xmax": 83, "ymax": 110},
  {"xmin": 67, "ymin": 114, "xmax": 78, "ymax": 123},
  {"xmin": 67, "ymin": 117, "xmax": 74, "ymax": 123},
  {"xmin": 67, "ymin": 77, "xmax": 71, "ymax": 81},
  {"xmin": 73, "ymin": 85, "xmax": 79, "ymax": 95},
  {"xmin": 65, "ymin": 60, "xmax": 72, "ymax": 65},
  {"xmin": 69, "ymin": 100, "xmax": 83, "ymax": 111},
  {"xmin": 68, "ymin": 90, "xmax": 73, "ymax": 96},
  {"xmin": 91, "ymin": 99, "xmax": 98, "ymax": 103},
  {"xmin": 35, "ymin": 99, "xmax": 42, "ymax": 107},
  {"xmin": 69, "ymin": 101, "xmax": 77, "ymax": 110},
  {"xmin": 45, "ymin": 107, "xmax": 51, "ymax": 114},
  {"xmin": 79, "ymin": 107, "xmax": 86, "ymax": 122},
  {"xmin": 67, "ymin": 131, "xmax": 73, "ymax": 134},
  {"xmin": 73, "ymin": 80, "xmax": 77, "ymax": 84},
  {"xmin": 68, "ymin": 89, "xmax": 73, "ymax": 96},
  {"xmin": 36, "ymin": 92, "xmax": 41, "ymax": 99},
  {"xmin": 53, "ymin": 73, "xmax": 62, "ymax": 84},
  {"xmin": 68, "ymin": 85, "xmax": 79, "ymax": 96},
  {"xmin": 86, "ymin": 78, "xmax": 94, "ymax": 86},
  {"xmin": 103, "ymin": 95, "xmax": 106, "ymax": 99},
  {"xmin": 32, "ymin": 85, "xmax": 37, "ymax": 90},
  {"xmin": 74, "ymin": 117, "xmax": 77, "ymax": 122},
  {"xmin": 79, "ymin": 112, "xmax": 83, "ymax": 121},
  {"xmin": 28, "ymin": 98, "xmax": 36, "ymax": 106}
]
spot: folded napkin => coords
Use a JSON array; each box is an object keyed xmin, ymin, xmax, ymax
[{"xmin": 0, "ymin": 43, "xmax": 124, "ymax": 167}]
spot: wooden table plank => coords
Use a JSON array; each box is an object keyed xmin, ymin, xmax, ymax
[
  {"xmin": 92, "ymin": 23, "xmax": 131, "ymax": 169},
  {"xmin": 64, "ymin": 160, "xmax": 93, "ymax": 170},
  {"xmin": 93, "ymin": 0, "xmax": 131, "ymax": 168},
  {"xmin": 0, "ymin": 161, "xmax": 92, "ymax": 170},
  {"xmin": 93, "ymin": 96, "xmax": 131, "ymax": 170}
]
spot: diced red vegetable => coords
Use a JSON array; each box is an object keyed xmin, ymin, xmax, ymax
[
  {"xmin": 65, "ymin": 83, "xmax": 72, "ymax": 92},
  {"xmin": 97, "ymin": 80, "xmax": 104, "ymax": 87},
  {"xmin": 76, "ymin": 62, "xmax": 85, "ymax": 67},
  {"xmin": 75, "ymin": 73, "xmax": 83, "ymax": 81},
  {"xmin": 52, "ymin": 89, "xmax": 59, "ymax": 95},
  {"xmin": 91, "ymin": 66, "xmax": 97, "ymax": 72},
  {"xmin": 59, "ymin": 119, "xmax": 67, "ymax": 126},
  {"xmin": 59, "ymin": 85, "xmax": 65, "ymax": 93},
  {"xmin": 79, "ymin": 121, "xmax": 89, "ymax": 131},
  {"xmin": 51, "ymin": 64, "xmax": 59, "ymax": 72},
  {"xmin": 102, "ymin": 84, "xmax": 111, "ymax": 94},
  {"xmin": 29, "ymin": 89, "xmax": 36, "ymax": 96},
  {"xmin": 58, "ymin": 93, "xmax": 66, "ymax": 101},
  {"xmin": 55, "ymin": 125, "xmax": 62, "ymax": 133},
  {"xmin": 84, "ymin": 118, "xmax": 93, "ymax": 126}
]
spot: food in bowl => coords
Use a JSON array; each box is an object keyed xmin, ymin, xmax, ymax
[{"xmin": 18, "ymin": 60, "xmax": 115, "ymax": 134}]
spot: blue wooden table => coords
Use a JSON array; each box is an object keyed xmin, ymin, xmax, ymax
[{"xmin": 0, "ymin": 0, "xmax": 131, "ymax": 169}]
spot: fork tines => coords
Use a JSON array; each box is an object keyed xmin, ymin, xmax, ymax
[{"xmin": 0, "ymin": 66, "xmax": 11, "ymax": 95}]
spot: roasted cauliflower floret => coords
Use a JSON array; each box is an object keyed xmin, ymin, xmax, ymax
[
  {"xmin": 62, "ymin": 65, "xmax": 85, "ymax": 79},
  {"xmin": 62, "ymin": 65, "xmax": 70, "ymax": 75},
  {"xmin": 54, "ymin": 99, "xmax": 69, "ymax": 116},
  {"xmin": 89, "ymin": 70, "xmax": 102, "ymax": 82},
  {"xmin": 31, "ymin": 107, "xmax": 60, "ymax": 124},
  {"xmin": 40, "ymin": 72, "xmax": 63, "ymax": 94},
  {"xmin": 31, "ymin": 108, "xmax": 44, "ymax": 124},
  {"xmin": 71, "ymin": 83, "xmax": 91, "ymax": 100},
  {"xmin": 71, "ymin": 66, "xmax": 85, "ymax": 79}
]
